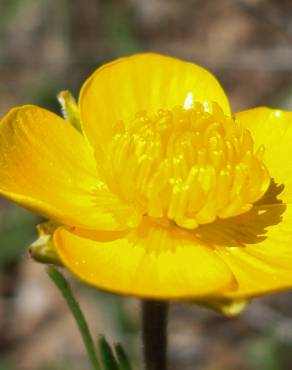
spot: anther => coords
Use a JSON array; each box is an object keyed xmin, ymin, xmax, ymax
[{"xmin": 107, "ymin": 103, "xmax": 270, "ymax": 229}]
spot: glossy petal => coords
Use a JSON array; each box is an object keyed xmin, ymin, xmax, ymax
[
  {"xmin": 236, "ymin": 107, "xmax": 292, "ymax": 203},
  {"xmin": 217, "ymin": 205, "xmax": 292, "ymax": 298},
  {"xmin": 197, "ymin": 197, "xmax": 292, "ymax": 298},
  {"xmin": 79, "ymin": 53, "xmax": 231, "ymax": 153},
  {"xmin": 54, "ymin": 219, "xmax": 236, "ymax": 299},
  {"xmin": 211, "ymin": 108, "xmax": 292, "ymax": 298},
  {"xmin": 0, "ymin": 105, "xmax": 140, "ymax": 230}
]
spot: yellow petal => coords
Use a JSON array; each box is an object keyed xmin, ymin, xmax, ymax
[
  {"xmin": 236, "ymin": 107, "xmax": 292, "ymax": 203},
  {"xmin": 0, "ymin": 105, "xmax": 140, "ymax": 230},
  {"xmin": 54, "ymin": 218, "xmax": 236, "ymax": 299},
  {"xmin": 199, "ymin": 199, "xmax": 292, "ymax": 298},
  {"xmin": 191, "ymin": 180, "xmax": 292, "ymax": 298},
  {"xmin": 79, "ymin": 53, "xmax": 231, "ymax": 153}
]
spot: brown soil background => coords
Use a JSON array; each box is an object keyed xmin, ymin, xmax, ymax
[{"xmin": 1, "ymin": 1, "xmax": 292, "ymax": 369}]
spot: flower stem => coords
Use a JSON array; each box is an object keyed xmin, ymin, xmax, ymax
[
  {"xmin": 141, "ymin": 300, "xmax": 169, "ymax": 370},
  {"xmin": 47, "ymin": 267, "xmax": 101, "ymax": 370}
]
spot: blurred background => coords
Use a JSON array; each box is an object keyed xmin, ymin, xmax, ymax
[{"xmin": 1, "ymin": 0, "xmax": 292, "ymax": 369}]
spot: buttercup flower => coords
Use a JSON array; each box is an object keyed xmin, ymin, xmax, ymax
[{"xmin": 1, "ymin": 53, "xmax": 292, "ymax": 303}]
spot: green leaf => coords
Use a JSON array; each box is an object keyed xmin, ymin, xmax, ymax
[
  {"xmin": 114, "ymin": 343, "xmax": 133, "ymax": 370},
  {"xmin": 98, "ymin": 335, "xmax": 119, "ymax": 370},
  {"xmin": 47, "ymin": 267, "xmax": 101, "ymax": 370}
]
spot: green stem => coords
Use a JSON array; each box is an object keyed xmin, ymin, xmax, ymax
[
  {"xmin": 47, "ymin": 266, "xmax": 101, "ymax": 370},
  {"xmin": 141, "ymin": 300, "xmax": 169, "ymax": 370}
]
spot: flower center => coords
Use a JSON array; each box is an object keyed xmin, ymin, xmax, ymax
[{"xmin": 105, "ymin": 102, "xmax": 270, "ymax": 229}]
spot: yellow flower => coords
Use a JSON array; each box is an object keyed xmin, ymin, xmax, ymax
[{"xmin": 1, "ymin": 53, "xmax": 292, "ymax": 303}]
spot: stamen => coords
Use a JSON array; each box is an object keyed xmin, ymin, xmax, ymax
[{"xmin": 105, "ymin": 102, "xmax": 270, "ymax": 229}]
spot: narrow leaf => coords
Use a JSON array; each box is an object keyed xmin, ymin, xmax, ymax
[
  {"xmin": 98, "ymin": 335, "xmax": 119, "ymax": 370},
  {"xmin": 47, "ymin": 267, "xmax": 101, "ymax": 370},
  {"xmin": 114, "ymin": 343, "xmax": 133, "ymax": 370}
]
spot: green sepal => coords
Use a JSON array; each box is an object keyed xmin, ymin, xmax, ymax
[
  {"xmin": 29, "ymin": 222, "xmax": 63, "ymax": 266},
  {"xmin": 195, "ymin": 297, "xmax": 249, "ymax": 317},
  {"xmin": 58, "ymin": 90, "xmax": 81, "ymax": 132}
]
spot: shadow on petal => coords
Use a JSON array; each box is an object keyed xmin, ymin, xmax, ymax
[
  {"xmin": 194, "ymin": 179, "xmax": 286, "ymax": 247},
  {"xmin": 68, "ymin": 180, "xmax": 286, "ymax": 254}
]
